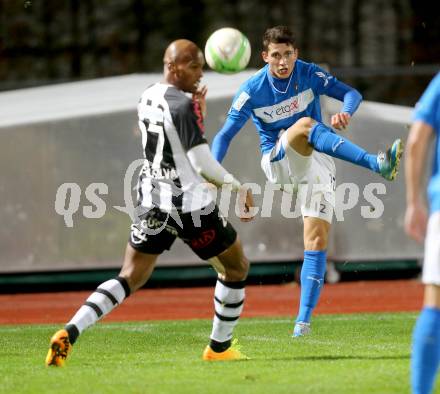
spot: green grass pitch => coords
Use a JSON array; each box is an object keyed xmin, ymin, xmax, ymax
[{"xmin": 0, "ymin": 313, "xmax": 421, "ymax": 393}]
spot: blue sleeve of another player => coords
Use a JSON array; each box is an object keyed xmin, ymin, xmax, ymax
[
  {"xmin": 211, "ymin": 116, "xmax": 246, "ymax": 163},
  {"xmin": 325, "ymin": 81, "xmax": 362, "ymax": 116},
  {"xmin": 413, "ymin": 73, "xmax": 440, "ymax": 132},
  {"xmin": 211, "ymin": 88, "xmax": 252, "ymax": 162}
]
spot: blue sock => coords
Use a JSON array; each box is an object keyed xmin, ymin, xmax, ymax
[
  {"xmin": 296, "ymin": 250, "xmax": 327, "ymax": 323},
  {"xmin": 412, "ymin": 307, "xmax": 440, "ymax": 394},
  {"xmin": 309, "ymin": 123, "xmax": 379, "ymax": 172}
]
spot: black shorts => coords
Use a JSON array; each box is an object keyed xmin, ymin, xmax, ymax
[{"xmin": 128, "ymin": 204, "xmax": 237, "ymax": 260}]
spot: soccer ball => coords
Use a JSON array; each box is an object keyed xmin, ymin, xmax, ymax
[{"xmin": 204, "ymin": 28, "xmax": 251, "ymax": 74}]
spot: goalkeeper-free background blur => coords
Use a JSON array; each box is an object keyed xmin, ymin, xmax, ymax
[{"xmin": 1, "ymin": 0, "xmax": 439, "ymax": 104}]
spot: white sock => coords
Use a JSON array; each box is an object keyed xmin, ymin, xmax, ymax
[
  {"xmin": 67, "ymin": 277, "xmax": 130, "ymax": 335},
  {"xmin": 210, "ymin": 278, "xmax": 245, "ymax": 343}
]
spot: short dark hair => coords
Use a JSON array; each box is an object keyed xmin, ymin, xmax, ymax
[{"xmin": 262, "ymin": 26, "xmax": 296, "ymax": 51}]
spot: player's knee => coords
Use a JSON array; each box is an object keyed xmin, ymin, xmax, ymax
[
  {"xmin": 296, "ymin": 117, "xmax": 316, "ymax": 134},
  {"xmin": 304, "ymin": 234, "xmax": 328, "ymax": 251},
  {"xmin": 224, "ymin": 256, "xmax": 249, "ymax": 281},
  {"xmin": 287, "ymin": 118, "xmax": 310, "ymax": 137},
  {"xmin": 287, "ymin": 117, "xmax": 316, "ymax": 146}
]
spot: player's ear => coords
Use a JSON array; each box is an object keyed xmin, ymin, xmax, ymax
[{"xmin": 262, "ymin": 51, "xmax": 269, "ymax": 63}]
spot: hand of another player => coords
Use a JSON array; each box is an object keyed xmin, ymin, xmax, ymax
[
  {"xmin": 238, "ymin": 186, "xmax": 256, "ymax": 222},
  {"xmin": 193, "ymin": 85, "xmax": 208, "ymax": 118},
  {"xmin": 331, "ymin": 112, "xmax": 351, "ymax": 131},
  {"xmin": 404, "ymin": 201, "xmax": 428, "ymax": 244}
]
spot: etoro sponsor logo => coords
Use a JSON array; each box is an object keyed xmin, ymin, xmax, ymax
[
  {"xmin": 254, "ymin": 88, "xmax": 314, "ymax": 123},
  {"xmin": 274, "ymin": 98, "xmax": 299, "ymax": 116}
]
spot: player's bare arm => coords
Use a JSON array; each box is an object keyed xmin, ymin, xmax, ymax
[{"xmin": 404, "ymin": 120, "xmax": 433, "ymax": 243}]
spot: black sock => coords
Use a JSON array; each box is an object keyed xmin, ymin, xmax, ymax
[
  {"xmin": 65, "ymin": 324, "xmax": 80, "ymax": 344},
  {"xmin": 209, "ymin": 338, "xmax": 231, "ymax": 353}
]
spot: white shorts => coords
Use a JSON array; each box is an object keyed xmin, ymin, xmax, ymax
[
  {"xmin": 261, "ymin": 130, "xmax": 336, "ymax": 224},
  {"xmin": 422, "ymin": 211, "xmax": 440, "ymax": 285}
]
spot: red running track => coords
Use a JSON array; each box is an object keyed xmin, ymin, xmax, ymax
[{"xmin": 0, "ymin": 279, "xmax": 423, "ymax": 325}]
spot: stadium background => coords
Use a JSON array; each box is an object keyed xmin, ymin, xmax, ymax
[
  {"xmin": 1, "ymin": 0, "xmax": 439, "ymax": 102},
  {"xmin": 0, "ymin": 0, "xmax": 439, "ymax": 290},
  {"xmin": 0, "ymin": 2, "xmax": 439, "ymax": 393}
]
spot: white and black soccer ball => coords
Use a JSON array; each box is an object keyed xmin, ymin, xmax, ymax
[{"xmin": 204, "ymin": 28, "xmax": 251, "ymax": 74}]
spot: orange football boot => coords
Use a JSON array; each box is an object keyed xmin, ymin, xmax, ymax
[
  {"xmin": 202, "ymin": 339, "xmax": 249, "ymax": 361},
  {"xmin": 45, "ymin": 329, "xmax": 72, "ymax": 367}
]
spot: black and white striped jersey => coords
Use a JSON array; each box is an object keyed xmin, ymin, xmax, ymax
[{"xmin": 136, "ymin": 83, "xmax": 214, "ymax": 213}]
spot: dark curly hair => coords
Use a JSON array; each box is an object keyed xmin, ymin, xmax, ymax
[{"xmin": 262, "ymin": 26, "xmax": 296, "ymax": 51}]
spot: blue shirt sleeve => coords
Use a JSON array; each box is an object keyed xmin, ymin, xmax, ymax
[
  {"xmin": 309, "ymin": 64, "xmax": 362, "ymax": 115},
  {"xmin": 413, "ymin": 72, "xmax": 440, "ymax": 133},
  {"xmin": 211, "ymin": 117, "xmax": 244, "ymax": 162},
  {"xmin": 211, "ymin": 88, "xmax": 252, "ymax": 162},
  {"xmin": 326, "ymin": 81, "xmax": 362, "ymax": 115}
]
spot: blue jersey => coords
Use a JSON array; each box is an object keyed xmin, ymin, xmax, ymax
[
  {"xmin": 212, "ymin": 60, "xmax": 362, "ymax": 161},
  {"xmin": 413, "ymin": 72, "xmax": 440, "ymax": 213}
]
